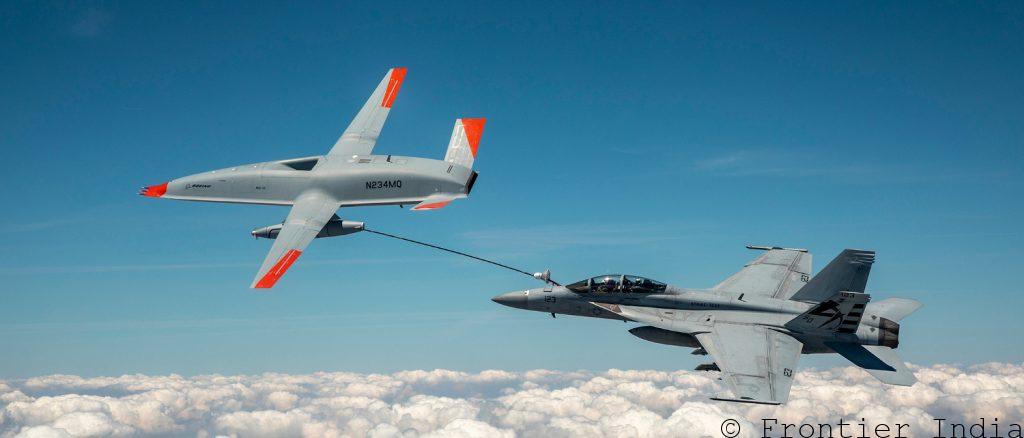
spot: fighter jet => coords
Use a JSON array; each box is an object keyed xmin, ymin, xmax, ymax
[
  {"xmin": 140, "ymin": 68, "xmax": 485, "ymax": 288},
  {"xmin": 492, "ymin": 246, "xmax": 921, "ymax": 405}
]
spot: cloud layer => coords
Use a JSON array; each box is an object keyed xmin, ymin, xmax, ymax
[{"xmin": 2, "ymin": 363, "xmax": 1023, "ymax": 437}]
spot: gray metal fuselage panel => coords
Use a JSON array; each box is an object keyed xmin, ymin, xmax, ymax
[
  {"xmin": 514, "ymin": 285, "xmax": 876, "ymax": 352},
  {"xmin": 161, "ymin": 154, "xmax": 470, "ymax": 206}
]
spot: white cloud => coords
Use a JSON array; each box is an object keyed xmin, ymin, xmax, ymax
[
  {"xmin": 693, "ymin": 149, "xmax": 877, "ymax": 179},
  {"xmin": 1, "ymin": 364, "xmax": 1022, "ymax": 437}
]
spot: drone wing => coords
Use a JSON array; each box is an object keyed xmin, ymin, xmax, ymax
[
  {"xmin": 327, "ymin": 67, "xmax": 407, "ymax": 157},
  {"xmin": 251, "ymin": 193, "xmax": 342, "ymax": 289}
]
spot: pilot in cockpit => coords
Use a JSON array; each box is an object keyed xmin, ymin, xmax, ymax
[
  {"xmin": 620, "ymin": 276, "xmax": 633, "ymax": 291},
  {"xmin": 632, "ymin": 277, "xmax": 647, "ymax": 291},
  {"xmin": 567, "ymin": 275, "xmax": 667, "ymax": 294},
  {"xmin": 600, "ymin": 276, "xmax": 617, "ymax": 293}
]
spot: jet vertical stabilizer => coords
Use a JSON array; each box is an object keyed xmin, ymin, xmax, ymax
[
  {"xmin": 790, "ymin": 249, "xmax": 874, "ymax": 302},
  {"xmin": 444, "ymin": 118, "xmax": 486, "ymax": 170},
  {"xmin": 410, "ymin": 118, "xmax": 487, "ymax": 212}
]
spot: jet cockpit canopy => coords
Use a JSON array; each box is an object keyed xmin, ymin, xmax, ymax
[{"xmin": 566, "ymin": 275, "xmax": 667, "ymax": 294}]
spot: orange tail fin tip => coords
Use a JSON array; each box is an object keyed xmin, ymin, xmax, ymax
[{"xmin": 461, "ymin": 118, "xmax": 486, "ymax": 157}]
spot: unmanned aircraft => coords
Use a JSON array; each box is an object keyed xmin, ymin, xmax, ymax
[
  {"xmin": 493, "ymin": 246, "xmax": 921, "ymax": 405},
  {"xmin": 141, "ymin": 68, "xmax": 485, "ymax": 288}
]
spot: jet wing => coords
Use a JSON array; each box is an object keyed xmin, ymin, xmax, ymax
[
  {"xmin": 251, "ymin": 193, "xmax": 342, "ymax": 289},
  {"xmin": 327, "ymin": 67, "xmax": 407, "ymax": 157},
  {"xmin": 695, "ymin": 324, "xmax": 803, "ymax": 405},
  {"xmin": 713, "ymin": 246, "xmax": 812, "ymax": 299}
]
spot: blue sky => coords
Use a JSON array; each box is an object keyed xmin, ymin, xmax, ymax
[{"xmin": 1, "ymin": 1, "xmax": 1022, "ymax": 378}]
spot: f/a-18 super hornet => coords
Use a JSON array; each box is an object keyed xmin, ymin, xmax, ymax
[
  {"xmin": 140, "ymin": 68, "xmax": 486, "ymax": 288},
  {"xmin": 492, "ymin": 247, "xmax": 922, "ymax": 405}
]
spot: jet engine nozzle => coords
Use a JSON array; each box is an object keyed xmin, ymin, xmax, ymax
[
  {"xmin": 251, "ymin": 218, "xmax": 365, "ymax": 240},
  {"xmin": 856, "ymin": 316, "xmax": 901, "ymax": 348},
  {"xmin": 878, "ymin": 317, "xmax": 900, "ymax": 349}
]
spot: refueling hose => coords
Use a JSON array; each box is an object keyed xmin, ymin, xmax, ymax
[{"xmin": 363, "ymin": 228, "xmax": 559, "ymax": 285}]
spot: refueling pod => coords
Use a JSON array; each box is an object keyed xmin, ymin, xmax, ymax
[{"xmin": 252, "ymin": 216, "xmax": 364, "ymax": 240}]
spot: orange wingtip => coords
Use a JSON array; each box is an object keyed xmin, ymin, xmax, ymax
[
  {"xmin": 381, "ymin": 67, "xmax": 407, "ymax": 108},
  {"xmin": 139, "ymin": 182, "xmax": 168, "ymax": 198},
  {"xmin": 254, "ymin": 249, "xmax": 302, "ymax": 289},
  {"xmin": 412, "ymin": 201, "xmax": 451, "ymax": 211},
  {"xmin": 460, "ymin": 118, "xmax": 486, "ymax": 157}
]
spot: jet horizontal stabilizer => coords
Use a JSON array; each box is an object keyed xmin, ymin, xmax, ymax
[
  {"xmin": 825, "ymin": 342, "xmax": 895, "ymax": 371},
  {"xmin": 828, "ymin": 343, "xmax": 917, "ymax": 386},
  {"xmin": 710, "ymin": 396, "xmax": 782, "ymax": 405},
  {"xmin": 746, "ymin": 245, "xmax": 808, "ymax": 252},
  {"xmin": 410, "ymin": 193, "xmax": 465, "ymax": 211},
  {"xmin": 695, "ymin": 363, "xmax": 721, "ymax": 372}
]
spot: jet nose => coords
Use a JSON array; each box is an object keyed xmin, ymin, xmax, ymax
[
  {"xmin": 491, "ymin": 291, "xmax": 528, "ymax": 310},
  {"xmin": 139, "ymin": 182, "xmax": 168, "ymax": 198}
]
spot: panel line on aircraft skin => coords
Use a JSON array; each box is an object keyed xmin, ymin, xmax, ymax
[
  {"xmin": 141, "ymin": 68, "xmax": 489, "ymax": 288},
  {"xmin": 490, "ymin": 247, "xmax": 920, "ymax": 405}
]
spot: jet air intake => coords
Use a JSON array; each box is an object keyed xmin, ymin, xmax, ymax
[{"xmin": 252, "ymin": 218, "xmax": 365, "ymax": 240}]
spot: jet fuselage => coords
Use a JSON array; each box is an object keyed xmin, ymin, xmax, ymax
[
  {"xmin": 493, "ymin": 285, "xmax": 896, "ymax": 354},
  {"xmin": 153, "ymin": 154, "xmax": 475, "ymax": 207}
]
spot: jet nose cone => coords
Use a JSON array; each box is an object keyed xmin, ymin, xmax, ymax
[
  {"xmin": 491, "ymin": 291, "xmax": 528, "ymax": 309},
  {"xmin": 139, "ymin": 182, "xmax": 168, "ymax": 198}
]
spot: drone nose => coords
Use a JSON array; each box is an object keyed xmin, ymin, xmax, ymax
[
  {"xmin": 491, "ymin": 291, "xmax": 528, "ymax": 309},
  {"xmin": 139, "ymin": 182, "xmax": 168, "ymax": 198}
]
